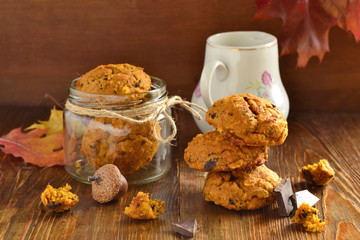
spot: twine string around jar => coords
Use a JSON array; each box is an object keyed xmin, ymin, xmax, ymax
[{"xmin": 65, "ymin": 95, "xmax": 207, "ymax": 143}]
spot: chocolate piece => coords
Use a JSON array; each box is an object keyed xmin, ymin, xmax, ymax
[
  {"xmin": 295, "ymin": 190, "xmax": 319, "ymax": 208},
  {"xmin": 172, "ymin": 219, "xmax": 198, "ymax": 238},
  {"xmin": 289, "ymin": 195, "xmax": 297, "ymax": 218},
  {"xmin": 203, "ymin": 158, "xmax": 218, "ymax": 172},
  {"xmin": 274, "ymin": 178, "xmax": 294, "ymax": 217}
]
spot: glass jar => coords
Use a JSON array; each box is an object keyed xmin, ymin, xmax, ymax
[{"xmin": 64, "ymin": 76, "xmax": 171, "ymax": 185}]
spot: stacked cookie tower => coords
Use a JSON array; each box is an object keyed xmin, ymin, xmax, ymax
[{"xmin": 184, "ymin": 94, "xmax": 288, "ymax": 210}]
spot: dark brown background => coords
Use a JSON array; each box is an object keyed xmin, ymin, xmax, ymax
[{"xmin": 1, "ymin": 0, "xmax": 360, "ymax": 110}]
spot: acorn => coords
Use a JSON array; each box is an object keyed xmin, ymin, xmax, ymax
[{"xmin": 88, "ymin": 164, "xmax": 128, "ymax": 203}]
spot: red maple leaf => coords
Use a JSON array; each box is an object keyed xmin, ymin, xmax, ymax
[{"xmin": 253, "ymin": 0, "xmax": 360, "ymax": 67}]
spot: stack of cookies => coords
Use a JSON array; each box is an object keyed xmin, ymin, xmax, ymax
[
  {"xmin": 75, "ymin": 64, "xmax": 160, "ymax": 174},
  {"xmin": 184, "ymin": 94, "xmax": 288, "ymax": 210}
]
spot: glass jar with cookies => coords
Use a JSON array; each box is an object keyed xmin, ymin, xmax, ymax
[{"xmin": 64, "ymin": 64, "xmax": 171, "ymax": 184}]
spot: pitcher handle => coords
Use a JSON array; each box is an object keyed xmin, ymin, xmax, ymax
[{"xmin": 200, "ymin": 60, "xmax": 228, "ymax": 108}]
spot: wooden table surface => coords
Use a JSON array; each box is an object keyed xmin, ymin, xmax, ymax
[{"xmin": 0, "ymin": 106, "xmax": 359, "ymax": 240}]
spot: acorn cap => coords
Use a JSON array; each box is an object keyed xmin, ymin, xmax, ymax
[{"xmin": 89, "ymin": 164, "xmax": 128, "ymax": 203}]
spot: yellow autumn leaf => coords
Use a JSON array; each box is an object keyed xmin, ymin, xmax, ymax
[{"xmin": 25, "ymin": 107, "xmax": 63, "ymax": 135}]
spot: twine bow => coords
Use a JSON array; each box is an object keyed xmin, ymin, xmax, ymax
[{"xmin": 65, "ymin": 96, "xmax": 207, "ymax": 143}]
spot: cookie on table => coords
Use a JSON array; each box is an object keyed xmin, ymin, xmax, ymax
[
  {"xmin": 75, "ymin": 63, "xmax": 152, "ymax": 95},
  {"xmin": 184, "ymin": 130, "xmax": 268, "ymax": 172},
  {"xmin": 125, "ymin": 192, "xmax": 165, "ymax": 219},
  {"xmin": 203, "ymin": 165, "xmax": 281, "ymax": 210},
  {"xmin": 291, "ymin": 203, "xmax": 326, "ymax": 232},
  {"xmin": 81, "ymin": 117, "xmax": 159, "ymax": 174},
  {"xmin": 300, "ymin": 159, "xmax": 335, "ymax": 186},
  {"xmin": 40, "ymin": 184, "xmax": 79, "ymax": 212},
  {"xmin": 206, "ymin": 94, "xmax": 288, "ymax": 146}
]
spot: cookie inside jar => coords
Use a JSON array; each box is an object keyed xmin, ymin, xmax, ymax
[{"xmin": 64, "ymin": 64, "xmax": 171, "ymax": 184}]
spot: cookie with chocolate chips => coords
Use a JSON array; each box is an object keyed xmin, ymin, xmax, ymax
[
  {"xmin": 75, "ymin": 63, "xmax": 151, "ymax": 95},
  {"xmin": 184, "ymin": 130, "xmax": 268, "ymax": 172},
  {"xmin": 81, "ymin": 117, "xmax": 159, "ymax": 175},
  {"xmin": 203, "ymin": 165, "xmax": 281, "ymax": 210},
  {"xmin": 206, "ymin": 94, "xmax": 288, "ymax": 146}
]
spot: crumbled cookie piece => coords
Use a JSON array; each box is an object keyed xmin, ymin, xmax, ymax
[
  {"xmin": 206, "ymin": 94, "xmax": 288, "ymax": 146},
  {"xmin": 300, "ymin": 159, "xmax": 335, "ymax": 186},
  {"xmin": 40, "ymin": 184, "xmax": 79, "ymax": 212},
  {"xmin": 291, "ymin": 203, "xmax": 326, "ymax": 232},
  {"xmin": 124, "ymin": 192, "xmax": 165, "ymax": 219},
  {"xmin": 184, "ymin": 130, "xmax": 268, "ymax": 172},
  {"xmin": 203, "ymin": 165, "xmax": 281, "ymax": 210}
]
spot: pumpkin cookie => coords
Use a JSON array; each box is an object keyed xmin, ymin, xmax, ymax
[
  {"xmin": 184, "ymin": 130, "xmax": 268, "ymax": 172},
  {"xmin": 125, "ymin": 192, "xmax": 165, "ymax": 219},
  {"xmin": 203, "ymin": 165, "xmax": 281, "ymax": 210},
  {"xmin": 206, "ymin": 94, "xmax": 288, "ymax": 146},
  {"xmin": 75, "ymin": 63, "xmax": 151, "ymax": 95},
  {"xmin": 81, "ymin": 117, "xmax": 159, "ymax": 174}
]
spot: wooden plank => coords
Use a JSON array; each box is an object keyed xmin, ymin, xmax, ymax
[{"xmin": 0, "ymin": 107, "xmax": 360, "ymax": 239}]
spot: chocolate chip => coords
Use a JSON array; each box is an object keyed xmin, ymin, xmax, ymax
[
  {"xmin": 134, "ymin": 83, "xmax": 140, "ymax": 87},
  {"xmin": 299, "ymin": 210, "xmax": 308, "ymax": 219},
  {"xmin": 204, "ymin": 158, "xmax": 219, "ymax": 171},
  {"xmin": 228, "ymin": 112, "xmax": 233, "ymax": 116},
  {"xmin": 46, "ymin": 203, "xmax": 62, "ymax": 210},
  {"xmin": 172, "ymin": 219, "xmax": 197, "ymax": 238},
  {"xmin": 228, "ymin": 198, "xmax": 235, "ymax": 205},
  {"xmin": 289, "ymin": 195, "xmax": 297, "ymax": 218},
  {"xmin": 301, "ymin": 169, "xmax": 314, "ymax": 183},
  {"xmin": 274, "ymin": 178, "xmax": 295, "ymax": 217},
  {"xmin": 209, "ymin": 113, "xmax": 218, "ymax": 119}
]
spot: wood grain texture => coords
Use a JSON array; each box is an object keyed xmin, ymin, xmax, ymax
[
  {"xmin": 0, "ymin": 107, "xmax": 360, "ymax": 239},
  {"xmin": 0, "ymin": 107, "xmax": 179, "ymax": 240},
  {"xmin": 1, "ymin": 0, "xmax": 360, "ymax": 110}
]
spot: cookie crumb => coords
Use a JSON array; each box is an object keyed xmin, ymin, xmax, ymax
[
  {"xmin": 40, "ymin": 184, "xmax": 79, "ymax": 212},
  {"xmin": 300, "ymin": 159, "xmax": 335, "ymax": 186},
  {"xmin": 125, "ymin": 192, "xmax": 165, "ymax": 219},
  {"xmin": 291, "ymin": 203, "xmax": 326, "ymax": 232}
]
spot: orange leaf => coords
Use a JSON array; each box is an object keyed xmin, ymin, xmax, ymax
[
  {"xmin": 25, "ymin": 107, "xmax": 63, "ymax": 135},
  {"xmin": 0, "ymin": 128, "xmax": 64, "ymax": 167}
]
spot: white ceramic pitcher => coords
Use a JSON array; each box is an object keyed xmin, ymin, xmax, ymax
[{"xmin": 192, "ymin": 31, "xmax": 289, "ymax": 133}]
